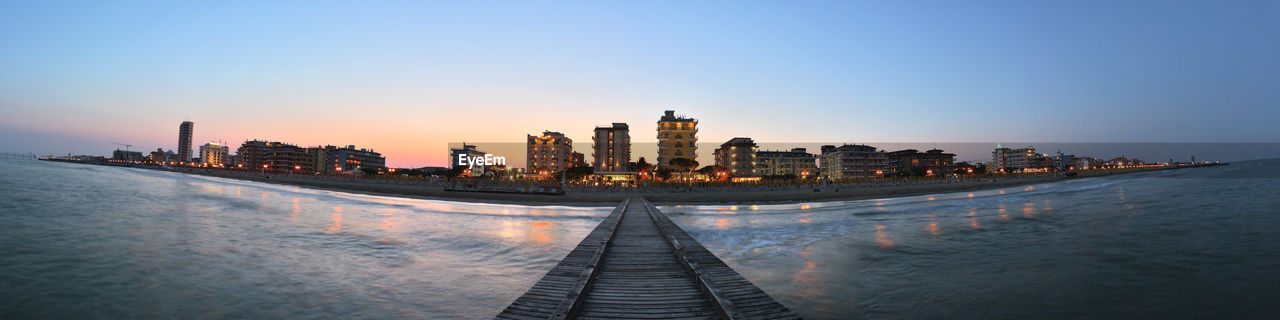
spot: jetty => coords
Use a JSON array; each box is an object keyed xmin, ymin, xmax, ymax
[{"xmin": 496, "ymin": 197, "xmax": 800, "ymax": 319}]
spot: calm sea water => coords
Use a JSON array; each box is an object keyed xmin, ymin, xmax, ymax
[{"xmin": 3, "ymin": 158, "xmax": 1279, "ymax": 319}]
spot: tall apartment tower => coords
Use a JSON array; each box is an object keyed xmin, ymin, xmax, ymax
[
  {"xmin": 592, "ymin": 123, "xmax": 630, "ymax": 172},
  {"xmin": 527, "ymin": 131, "xmax": 574, "ymax": 174},
  {"xmin": 656, "ymin": 110, "xmax": 697, "ymax": 169},
  {"xmin": 178, "ymin": 121, "xmax": 194, "ymax": 163}
]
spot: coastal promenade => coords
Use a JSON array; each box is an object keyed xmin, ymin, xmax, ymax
[
  {"xmin": 496, "ymin": 197, "xmax": 799, "ymax": 320},
  {"xmin": 34, "ymin": 157, "xmax": 1221, "ymax": 206}
]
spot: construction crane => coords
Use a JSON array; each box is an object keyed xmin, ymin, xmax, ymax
[{"xmin": 111, "ymin": 142, "xmax": 133, "ymax": 152}]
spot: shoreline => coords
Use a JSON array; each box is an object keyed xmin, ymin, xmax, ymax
[{"xmin": 41, "ymin": 158, "xmax": 1211, "ymax": 206}]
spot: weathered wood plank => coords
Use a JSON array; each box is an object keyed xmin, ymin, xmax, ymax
[{"xmin": 496, "ymin": 197, "xmax": 799, "ymax": 319}]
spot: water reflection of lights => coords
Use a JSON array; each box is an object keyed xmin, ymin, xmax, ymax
[
  {"xmin": 926, "ymin": 222, "xmax": 941, "ymax": 235},
  {"xmin": 496, "ymin": 221, "xmax": 559, "ymax": 246},
  {"xmin": 927, "ymin": 197, "xmax": 935, "ymax": 201},
  {"xmin": 716, "ymin": 218, "xmax": 731, "ymax": 229},
  {"xmin": 875, "ymin": 225, "xmax": 894, "ymax": 248},
  {"xmin": 967, "ymin": 193, "xmax": 975, "ymax": 198},
  {"xmin": 329, "ymin": 206, "xmax": 344, "ymax": 232},
  {"xmin": 800, "ymin": 204, "xmax": 811, "ymax": 210},
  {"xmin": 798, "ymin": 213, "xmax": 811, "ymax": 224},
  {"xmin": 792, "ymin": 259, "xmax": 826, "ymax": 298}
]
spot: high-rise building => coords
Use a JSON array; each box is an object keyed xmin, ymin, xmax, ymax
[
  {"xmin": 818, "ymin": 144, "xmax": 888, "ymax": 180},
  {"xmin": 527, "ymin": 131, "xmax": 574, "ymax": 174},
  {"xmin": 177, "ymin": 121, "xmax": 194, "ymax": 163},
  {"xmin": 199, "ymin": 142, "xmax": 229, "ymax": 167},
  {"xmin": 592, "ymin": 123, "xmax": 631, "ymax": 172},
  {"xmin": 311, "ymin": 145, "xmax": 386, "ymax": 173},
  {"xmin": 656, "ymin": 110, "xmax": 697, "ymax": 169},
  {"xmin": 886, "ymin": 149, "xmax": 955, "ymax": 176},
  {"xmin": 236, "ymin": 140, "xmax": 313, "ymax": 172},
  {"xmin": 755, "ymin": 148, "xmax": 817, "ymax": 177},
  {"xmin": 713, "ymin": 137, "xmax": 757, "ymax": 176},
  {"xmin": 991, "ymin": 145, "xmax": 1037, "ymax": 172}
]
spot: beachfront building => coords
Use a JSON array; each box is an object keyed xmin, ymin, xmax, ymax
[
  {"xmin": 991, "ymin": 145, "xmax": 1038, "ymax": 172},
  {"xmin": 148, "ymin": 148, "xmax": 170, "ymax": 163},
  {"xmin": 237, "ymin": 140, "xmax": 314, "ymax": 172},
  {"xmin": 755, "ymin": 148, "xmax": 817, "ymax": 177},
  {"xmin": 112, "ymin": 149, "xmax": 144, "ymax": 162},
  {"xmin": 311, "ymin": 145, "xmax": 386, "ymax": 173},
  {"xmin": 818, "ymin": 144, "xmax": 888, "ymax": 180},
  {"xmin": 1050, "ymin": 153, "xmax": 1077, "ymax": 171},
  {"xmin": 713, "ymin": 137, "xmax": 758, "ymax": 177},
  {"xmin": 450, "ymin": 143, "xmax": 493, "ymax": 176},
  {"xmin": 527, "ymin": 131, "xmax": 574, "ymax": 174},
  {"xmin": 177, "ymin": 121, "xmax": 194, "ymax": 163},
  {"xmin": 199, "ymin": 142, "xmax": 229, "ymax": 167},
  {"xmin": 886, "ymin": 149, "xmax": 955, "ymax": 177},
  {"xmin": 656, "ymin": 110, "xmax": 697, "ymax": 169},
  {"xmin": 592, "ymin": 123, "xmax": 631, "ymax": 172}
]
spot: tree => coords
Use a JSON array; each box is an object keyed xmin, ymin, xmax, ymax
[
  {"xmin": 565, "ymin": 166, "xmax": 594, "ymax": 181},
  {"xmin": 667, "ymin": 157, "xmax": 698, "ymax": 172},
  {"xmin": 696, "ymin": 165, "xmax": 723, "ymax": 175},
  {"xmin": 655, "ymin": 168, "xmax": 673, "ymax": 181},
  {"xmin": 630, "ymin": 157, "xmax": 653, "ymax": 172}
]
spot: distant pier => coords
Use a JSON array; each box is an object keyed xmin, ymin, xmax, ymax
[{"xmin": 497, "ymin": 197, "xmax": 800, "ymax": 320}]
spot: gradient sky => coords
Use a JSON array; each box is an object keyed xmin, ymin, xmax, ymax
[{"xmin": 2, "ymin": 0, "xmax": 1277, "ymax": 167}]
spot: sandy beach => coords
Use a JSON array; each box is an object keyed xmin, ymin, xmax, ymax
[{"xmin": 126, "ymin": 164, "xmax": 1188, "ymax": 206}]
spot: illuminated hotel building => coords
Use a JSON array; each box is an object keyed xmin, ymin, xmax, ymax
[
  {"xmin": 177, "ymin": 121, "xmax": 193, "ymax": 163},
  {"xmin": 311, "ymin": 145, "xmax": 385, "ymax": 173},
  {"xmin": 756, "ymin": 148, "xmax": 817, "ymax": 177},
  {"xmin": 236, "ymin": 140, "xmax": 314, "ymax": 172},
  {"xmin": 656, "ymin": 110, "xmax": 697, "ymax": 169},
  {"xmin": 592, "ymin": 123, "xmax": 630, "ymax": 172},
  {"xmin": 199, "ymin": 142, "xmax": 229, "ymax": 167},
  {"xmin": 818, "ymin": 144, "xmax": 888, "ymax": 180},
  {"xmin": 527, "ymin": 131, "xmax": 574, "ymax": 174},
  {"xmin": 992, "ymin": 145, "xmax": 1037, "ymax": 172},
  {"xmin": 886, "ymin": 149, "xmax": 955, "ymax": 176},
  {"xmin": 713, "ymin": 137, "xmax": 757, "ymax": 176}
]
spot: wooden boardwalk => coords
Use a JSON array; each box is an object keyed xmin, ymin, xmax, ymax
[{"xmin": 497, "ymin": 197, "xmax": 799, "ymax": 320}]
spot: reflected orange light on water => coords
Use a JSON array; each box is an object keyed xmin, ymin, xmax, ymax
[
  {"xmin": 798, "ymin": 213, "xmax": 811, "ymax": 224},
  {"xmin": 875, "ymin": 225, "xmax": 894, "ymax": 248},
  {"xmin": 799, "ymin": 204, "xmax": 811, "ymax": 210},
  {"xmin": 329, "ymin": 207, "xmax": 344, "ymax": 232},
  {"xmin": 968, "ymin": 193, "xmax": 975, "ymax": 198},
  {"xmin": 927, "ymin": 197, "xmax": 935, "ymax": 201},
  {"xmin": 495, "ymin": 221, "xmax": 559, "ymax": 247},
  {"xmin": 715, "ymin": 218, "xmax": 731, "ymax": 229},
  {"xmin": 926, "ymin": 222, "xmax": 941, "ymax": 235}
]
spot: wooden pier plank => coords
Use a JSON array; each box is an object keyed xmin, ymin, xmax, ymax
[{"xmin": 496, "ymin": 197, "xmax": 799, "ymax": 319}]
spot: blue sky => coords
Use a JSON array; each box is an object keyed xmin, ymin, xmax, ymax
[{"xmin": 1, "ymin": 0, "xmax": 1276, "ymax": 166}]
